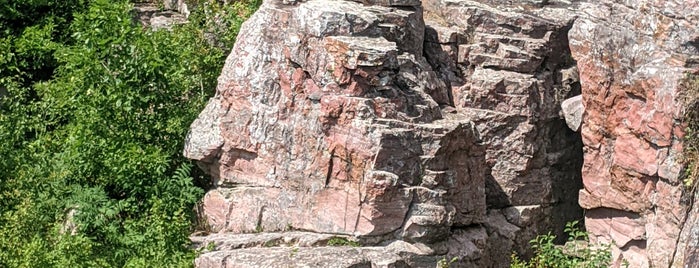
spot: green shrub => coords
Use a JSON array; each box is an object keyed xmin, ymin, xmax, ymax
[
  {"xmin": 0, "ymin": 0, "xmax": 258, "ymax": 266},
  {"xmin": 511, "ymin": 221, "xmax": 612, "ymax": 268}
]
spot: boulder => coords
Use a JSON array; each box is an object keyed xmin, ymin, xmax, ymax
[
  {"xmin": 561, "ymin": 95, "xmax": 583, "ymax": 131},
  {"xmin": 133, "ymin": 3, "xmax": 188, "ymax": 30}
]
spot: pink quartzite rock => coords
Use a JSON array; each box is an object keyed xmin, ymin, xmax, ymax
[
  {"xmin": 186, "ymin": 0, "xmax": 491, "ymax": 238},
  {"xmin": 423, "ymin": 0, "xmax": 584, "ymax": 261},
  {"xmin": 184, "ymin": 1, "xmax": 492, "ymax": 266},
  {"xmin": 186, "ymin": 0, "xmax": 590, "ymax": 266},
  {"xmin": 569, "ymin": 0, "xmax": 699, "ymax": 267}
]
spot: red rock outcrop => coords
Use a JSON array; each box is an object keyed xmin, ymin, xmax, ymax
[
  {"xmin": 186, "ymin": 0, "xmax": 489, "ymax": 238},
  {"xmin": 185, "ymin": 0, "xmax": 496, "ymax": 266},
  {"xmin": 422, "ymin": 1, "xmax": 583, "ymax": 259},
  {"xmin": 181, "ymin": 0, "xmax": 680, "ymax": 266},
  {"xmin": 569, "ymin": 0, "xmax": 699, "ymax": 267}
]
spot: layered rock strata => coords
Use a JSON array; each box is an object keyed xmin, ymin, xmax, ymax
[
  {"xmin": 568, "ymin": 1, "xmax": 699, "ymax": 267},
  {"xmin": 422, "ymin": 0, "xmax": 583, "ymax": 257},
  {"xmin": 185, "ymin": 0, "xmax": 585, "ymax": 266}
]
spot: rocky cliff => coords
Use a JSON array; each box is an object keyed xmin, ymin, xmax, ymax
[
  {"xmin": 184, "ymin": 0, "xmax": 699, "ymax": 267},
  {"xmin": 569, "ymin": 0, "xmax": 699, "ymax": 267}
]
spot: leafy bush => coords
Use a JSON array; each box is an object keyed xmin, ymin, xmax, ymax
[
  {"xmin": 511, "ymin": 221, "xmax": 612, "ymax": 268},
  {"xmin": 0, "ymin": 0, "xmax": 258, "ymax": 266}
]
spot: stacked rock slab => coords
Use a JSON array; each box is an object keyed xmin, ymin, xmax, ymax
[
  {"xmin": 184, "ymin": 0, "xmax": 585, "ymax": 267},
  {"xmin": 568, "ymin": 0, "xmax": 699, "ymax": 267},
  {"xmin": 422, "ymin": 0, "xmax": 584, "ymax": 258}
]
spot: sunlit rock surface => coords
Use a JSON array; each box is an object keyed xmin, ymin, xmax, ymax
[
  {"xmin": 569, "ymin": 0, "xmax": 699, "ymax": 267},
  {"xmin": 182, "ymin": 0, "xmax": 699, "ymax": 266}
]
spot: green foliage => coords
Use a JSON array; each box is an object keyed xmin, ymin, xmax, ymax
[
  {"xmin": 0, "ymin": 0, "xmax": 90, "ymax": 38},
  {"xmin": 511, "ymin": 221, "xmax": 612, "ymax": 268},
  {"xmin": 289, "ymin": 247, "xmax": 299, "ymax": 257},
  {"xmin": 205, "ymin": 242, "xmax": 216, "ymax": 251},
  {"xmin": 187, "ymin": 0, "xmax": 262, "ymax": 50},
  {"xmin": 563, "ymin": 221, "xmax": 587, "ymax": 240},
  {"xmin": 327, "ymin": 237, "xmax": 361, "ymax": 247},
  {"xmin": 437, "ymin": 257, "xmax": 459, "ymax": 268},
  {"xmin": 0, "ymin": 0, "xmax": 258, "ymax": 267}
]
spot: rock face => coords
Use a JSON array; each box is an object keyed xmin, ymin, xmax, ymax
[
  {"xmin": 422, "ymin": 1, "xmax": 583, "ymax": 257},
  {"xmin": 187, "ymin": 0, "xmax": 484, "ymax": 239},
  {"xmin": 569, "ymin": 0, "xmax": 699, "ymax": 267},
  {"xmin": 133, "ymin": 2, "xmax": 188, "ymax": 30},
  {"xmin": 184, "ymin": 0, "xmax": 587, "ymax": 266}
]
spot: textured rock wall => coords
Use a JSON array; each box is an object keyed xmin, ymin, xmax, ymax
[
  {"xmin": 422, "ymin": 0, "xmax": 583, "ymax": 257},
  {"xmin": 569, "ymin": 0, "xmax": 699, "ymax": 267},
  {"xmin": 186, "ymin": 1, "xmax": 491, "ymax": 266},
  {"xmin": 183, "ymin": 0, "xmax": 589, "ymax": 267},
  {"xmin": 187, "ymin": 0, "xmax": 483, "ymax": 238}
]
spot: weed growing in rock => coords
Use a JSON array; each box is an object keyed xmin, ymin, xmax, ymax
[
  {"xmin": 511, "ymin": 221, "xmax": 612, "ymax": 268},
  {"xmin": 289, "ymin": 247, "xmax": 299, "ymax": 257},
  {"xmin": 262, "ymin": 240, "xmax": 276, "ymax": 247},
  {"xmin": 206, "ymin": 242, "xmax": 216, "ymax": 251},
  {"xmin": 437, "ymin": 257, "xmax": 459, "ymax": 268}
]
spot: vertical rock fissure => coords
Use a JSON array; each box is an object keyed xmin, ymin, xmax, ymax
[
  {"xmin": 325, "ymin": 148, "xmax": 335, "ymax": 188},
  {"xmin": 671, "ymin": 74, "xmax": 699, "ymax": 266},
  {"xmin": 548, "ymin": 119, "xmax": 584, "ymax": 243}
]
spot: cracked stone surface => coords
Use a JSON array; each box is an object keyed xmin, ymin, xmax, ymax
[
  {"xmin": 183, "ymin": 0, "xmax": 601, "ymax": 266},
  {"xmin": 569, "ymin": 0, "xmax": 699, "ymax": 267}
]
